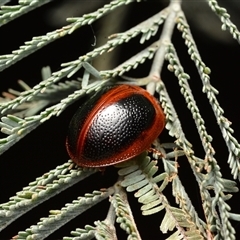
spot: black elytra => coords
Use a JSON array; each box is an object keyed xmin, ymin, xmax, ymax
[{"xmin": 66, "ymin": 84, "xmax": 165, "ymax": 167}]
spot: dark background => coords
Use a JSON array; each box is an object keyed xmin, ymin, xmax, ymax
[{"xmin": 0, "ymin": 0, "xmax": 240, "ymax": 239}]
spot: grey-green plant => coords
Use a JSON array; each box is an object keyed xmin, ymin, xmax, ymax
[{"xmin": 0, "ymin": 0, "xmax": 240, "ymax": 239}]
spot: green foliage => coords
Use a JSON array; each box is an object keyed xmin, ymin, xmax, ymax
[{"xmin": 0, "ymin": 0, "xmax": 240, "ymax": 239}]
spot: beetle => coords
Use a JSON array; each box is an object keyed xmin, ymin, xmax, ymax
[{"xmin": 66, "ymin": 84, "xmax": 165, "ymax": 167}]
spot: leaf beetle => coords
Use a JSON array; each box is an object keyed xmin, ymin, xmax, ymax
[{"xmin": 66, "ymin": 84, "xmax": 165, "ymax": 167}]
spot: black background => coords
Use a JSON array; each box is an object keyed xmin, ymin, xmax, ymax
[{"xmin": 0, "ymin": 0, "xmax": 240, "ymax": 239}]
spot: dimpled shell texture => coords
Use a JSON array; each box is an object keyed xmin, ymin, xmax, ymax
[{"xmin": 66, "ymin": 85, "xmax": 165, "ymax": 167}]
